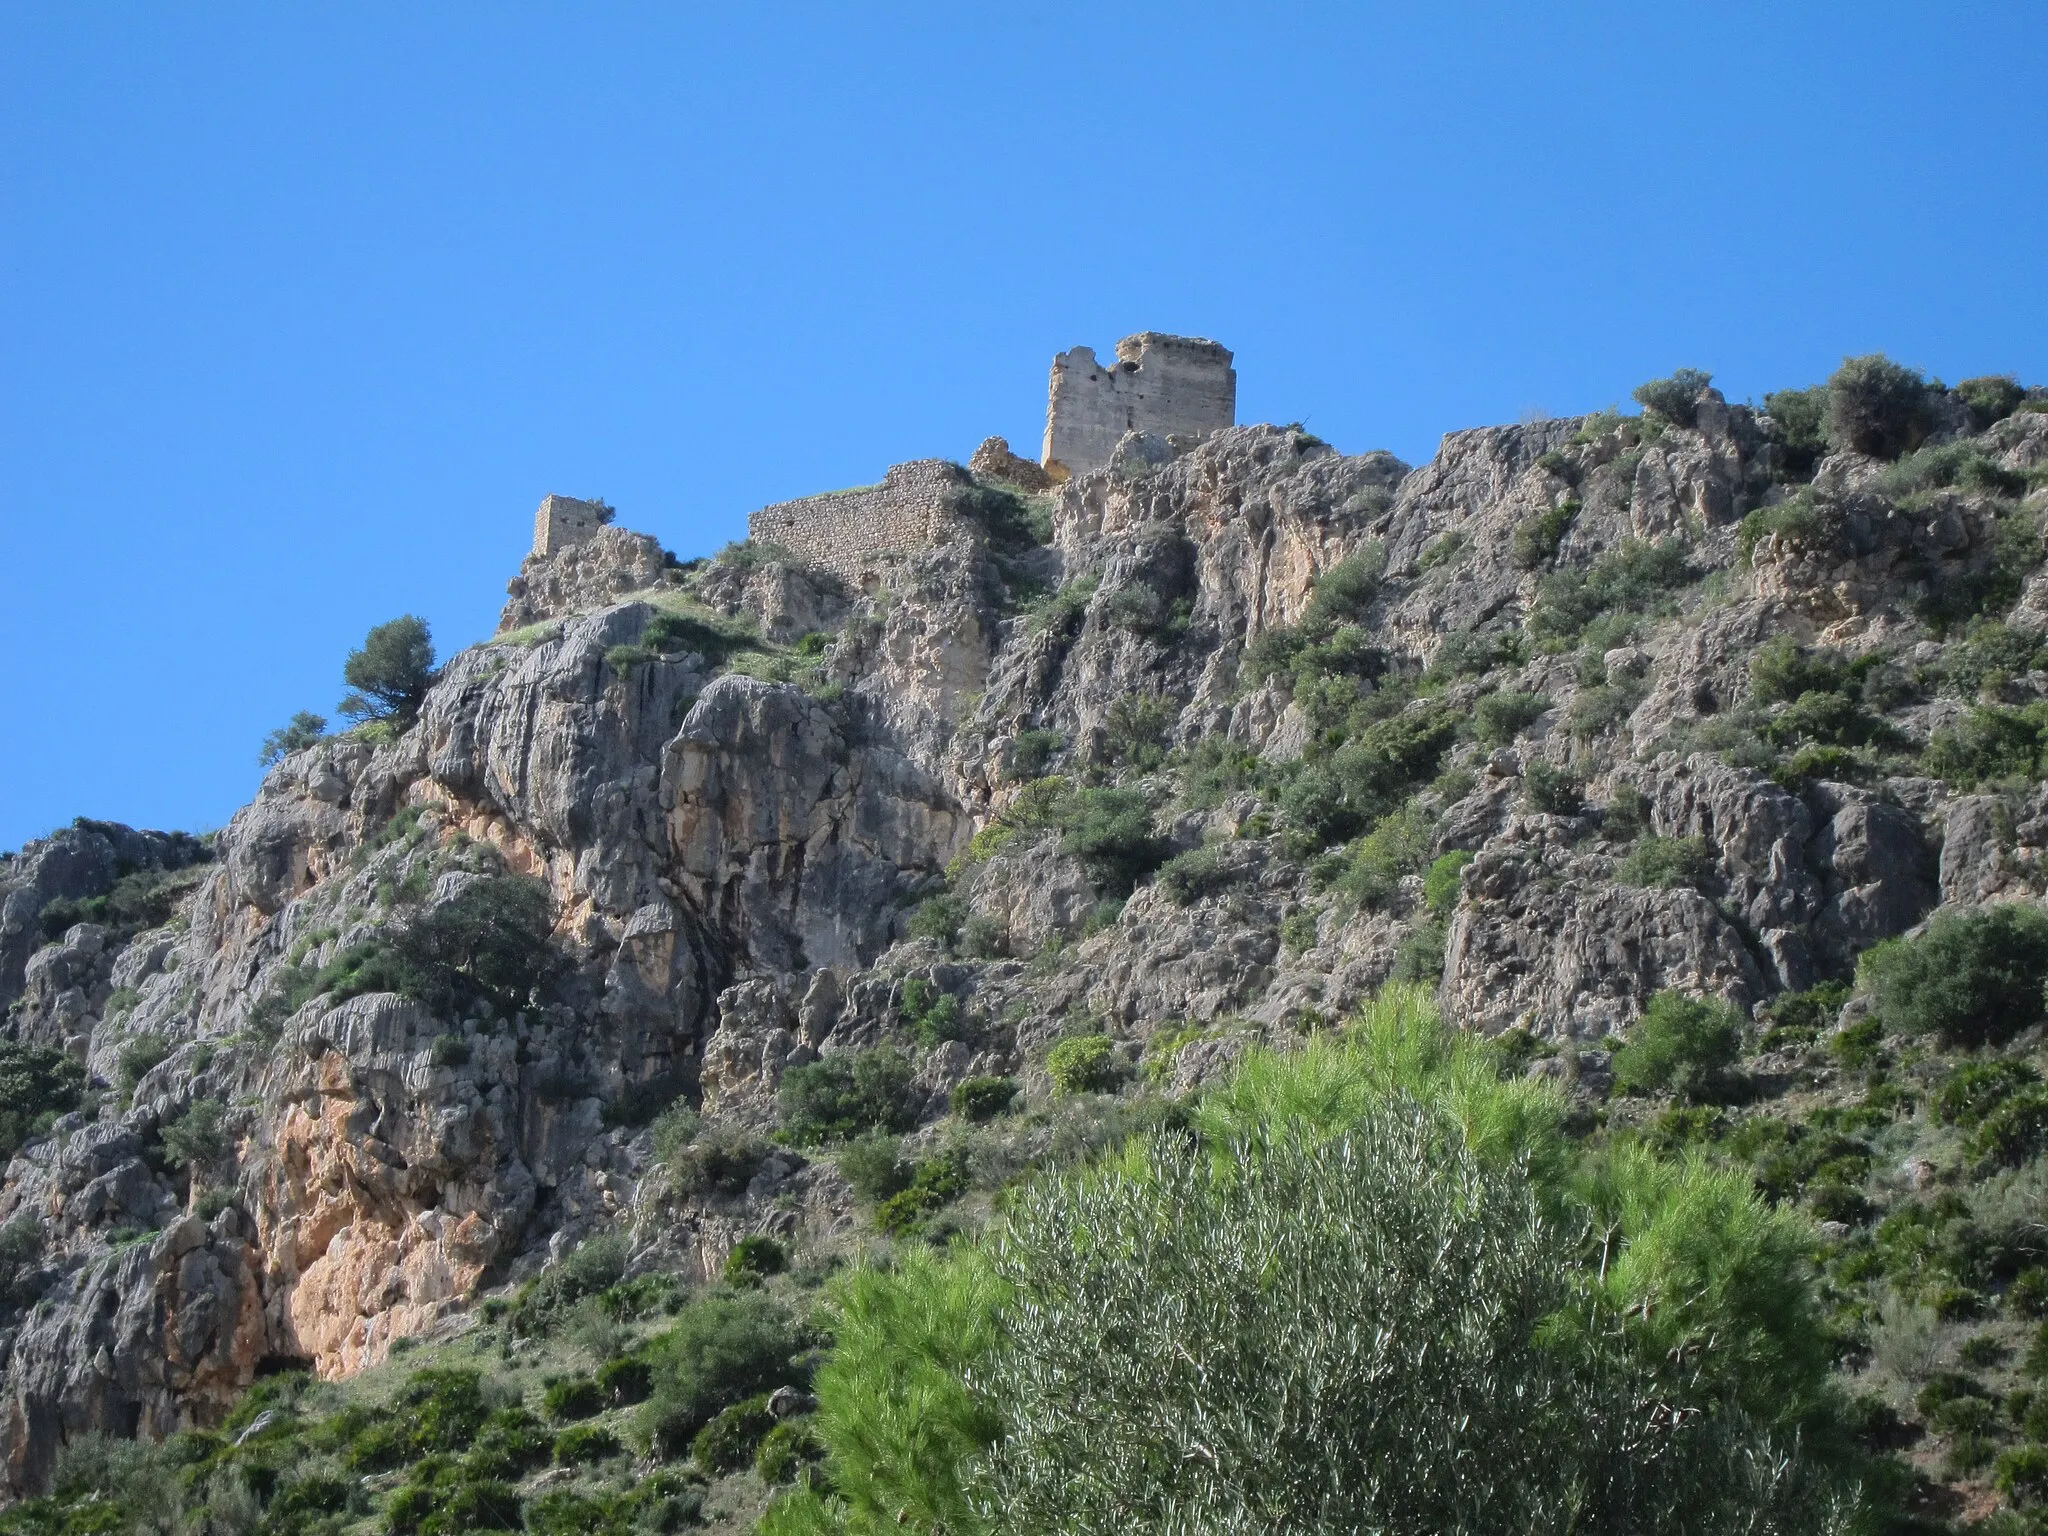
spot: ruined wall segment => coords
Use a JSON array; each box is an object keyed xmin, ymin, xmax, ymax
[
  {"xmin": 532, "ymin": 494, "xmax": 611, "ymax": 558},
  {"xmin": 746, "ymin": 459, "xmax": 973, "ymax": 587},
  {"xmin": 1041, "ymin": 332, "xmax": 1236, "ymax": 478}
]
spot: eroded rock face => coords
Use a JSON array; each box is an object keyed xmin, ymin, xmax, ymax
[
  {"xmin": 497, "ymin": 527, "xmax": 670, "ymax": 633},
  {"xmin": 664, "ymin": 677, "xmax": 968, "ymax": 973},
  {"xmin": 0, "ymin": 825, "xmax": 209, "ymax": 1012}
]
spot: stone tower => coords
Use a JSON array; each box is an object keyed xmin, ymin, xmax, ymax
[
  {"xmin": 1041, "ymin": 333, "xmax": 1236, "ymax": 479},
  {"xmin": 531, "ymin": 494, "xmax": 612, "ymax": 559}
]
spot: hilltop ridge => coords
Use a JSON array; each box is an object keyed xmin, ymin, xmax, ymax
[{"xmin": 4, "ymin": 355, "xmax": 2048, "ymax": 1530}]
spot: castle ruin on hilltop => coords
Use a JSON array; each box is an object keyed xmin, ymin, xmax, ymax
[
  {"xmin": 746, "ymin": 332, "xmax": 1235, "ymax": 586},
  {"xmin": 1041, "ymin": 333, "xmax": 1236, "ymax": 479},
  {"xmin": 530, "ymin": 493, "xmax": 614, "ymax": 558},
  {"xmin": 516, "ymin": 334, "xmax": 1236, "ymax": 591}
]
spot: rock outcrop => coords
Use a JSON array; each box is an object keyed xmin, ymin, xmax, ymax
[{"xmin": 4, "ymin": 377, "xmax": 2047, "ymax": 1492}]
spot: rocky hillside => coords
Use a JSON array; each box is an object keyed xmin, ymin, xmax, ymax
[{"xmin": 5, "ymin": 359, "xmax": 2048, "ymax": 1531}]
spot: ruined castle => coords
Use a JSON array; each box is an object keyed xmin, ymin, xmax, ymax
[
  {"xmin": 747, "ymin": 332, "xmax": 1235, "ymax": 585},
  {"xmin": 520, "ymin": 334, "xmax": 1235, "ymax": 587}
]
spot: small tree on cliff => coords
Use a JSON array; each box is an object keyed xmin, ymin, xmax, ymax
[
  {"xmin": 160, "ymin": 1097, "xmax": 231, "ymax": 1211},
  {"xmin": 338, "ymin": 615, "xmax": 438, "ymax": 728}
]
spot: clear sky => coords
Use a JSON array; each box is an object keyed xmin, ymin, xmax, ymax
[{"xmin": 3, "ymin": 3, "xmax": 2044, "ymax": 851}]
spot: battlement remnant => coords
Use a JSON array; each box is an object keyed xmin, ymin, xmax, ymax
[
  {"xmin": 746, "ymin": 460, "xmax": 974, "ymax": 589},
  {"xmin": 532, "ymin": 494, "xmax": 614, "ymax": 558},
  {"xmin": 1041, "ymin": 333, "xmax": 1236, "ymax": 479},
  {"xmin": 736, "ymin": 332, "xmax": 1233, "ymax": 583}
]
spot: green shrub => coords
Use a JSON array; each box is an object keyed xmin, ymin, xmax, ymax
[
  {"xmin": 1008, "ymin": 728, "xmax": 1064, "ymax": 780},
  {"xmin": 1760, "ymin": 688, "xmax": 1891, "ymax": 750},
  {"xmin": 1749, "ymin": 636, "xmax": 1845, "ymax": 706},
  {"xmin": 907, "ymin": 893, "xmax": 966, "ymax": 948},
  {"xmin": 159, "ymin": 1097, "xmax": 230, "ymax": 1195},
  {"xmin": 553, "ymin": 1422, "xmax": 622, "ymax": 1466},
  {"xmin": 1423, "ymin": 851, "xmax": 1473, "ymax": 917},
  {"xmin": 1335, "ymin": 801, "xmax": 1433, "ymax": 908},
  {"xmin": 1859, "ymin": 903, "xmax": 2048, "ymax": 1046},
  {"xmin": 430, "ymin": 1033, "xmax": 470, "ymax": 1068},
  {"xmin": 639, "ymin": 1292, "xmax": 802, "ymax": 1459},
  {"xmin": 1958, "ymin": 375, "xmax": 2027, "ymax": 430},
  {"xmin": 778, "ymin": 1048, "xmax": 916, "ymax": 1144},
  {"xmin": 1527, "ymin": 539, "xmax": 1691, "ymax": 645},
  {"xmin": 1155, "ymin": 843, "xmax": 1236, "ymax": 905},
  {"xmin": 836, "ymin": 1132, "xmax": 912, "ymax": 1206},
  {"xmin": 1474, "ymin": 691, "xmax": 1549, "ymax": 747},
  {"xmin": 543, "ymin": 1375, "xmax": 604, "ymax": 1422},
  {"xmin": 392, "ymin": 1367, "xmax": 497, "ymax": 1457},
  {"xmin": 1632, "ymin": 368, "xmax": 1713, "ymax": 427},
  {"xmin": 773, "ymin": 1248, "xmax": 1004, "ymax": 1534},
  {"xmin": 875, "ymin": 1153, "xmax": 968, "ymax": 1236},
  {"xmin": 1057, "ymin": 787, "xmax": 1166, "ymax": 894},
  {"xmin": 692, "ymin": 1394, "xmax": 779, "ymax": 1474},
  {"xmin": 1924, "ymin": 703, "xmax": 2048, "ymax": 786},
  {"xmin": 958, "ymin": 913, "xmax": 1006, "ymax": 959},
  {"xmin": 1762, "ymin": 385, "xmax": 1829, "ymax": 480},
  {"xmin": 1935, "ymin": 1059, "xmax": 2042, "ymax": 1128},
  {"xmin": 1102, "ymin": 693, "xmax": 1175, "ymax": 769},
  {"xmin": 1390, "ymin": 919, "xmax": 1448, "ymax": 983},
  {"xmin": 1025, "ymin": 574, "xmax": 1100, "ymax": 637},
  {"xmin": 725, "ymin": 1235, "xmax": 788, "ymax": 1283},
  {"xmin": 1512, "ymin": 501, "xmax": 1579, "ymax": 568},
  {"xmin": 337, "ymin": 614, "xmax": 438, "ymax": 727},
  {"xmin": 1997, "ymin": 1443, "xmax": 2048, "ymax": 1506},
  {"xmin": 1830, "ymin": 1018, "xmax": 1884, "ymax": 1073},
  {"xmin": 2011, "ymin": 1269, "xmax": 2048, "ymax": 1320},
  {"xmin": 1736, "ymin": 491, "xmax": 1826, "ymax": 564},
  {"xmin": 1612, "ymin": 991, "xmax": 1744, "ymax": 1102},
  {"xmin": 951, "ymin": 481, "xmax": 1052, "ymax": 552},
  {"xmin": 510, "ymin": 1233, "xmax": 629, "ymax": 1338},
  {"xmin": 1046, "ymin": 1034, "xmax": 1118, "ymax": 1096},
  {"xmin": 0, "ymin": 1042, "xmax": 86, "ymax": 1161},
  {"xmin": 1969, "ymin": 1087, "xmax": 2048, "ymax": 1170},
  {"xmin": 1602, "ymin": 786, "xmax": 1651, "ymax": 842},
  {"xmin": 1299, "ymin": 545, "xmax": 1386, "ymax": 633},
  {"xmin": 950, "ymin": 1076, "xmax": 1019, "ymax": 1122},
  {"xmin": 37, "ymin": 862, "xmax": 210, "ymax": 947},
  {"xmin": 1826, "ymin": 353, "xmax": 1932, "ymax": 459},
  {"xmin": 1522, "ymin": 762, "xmax": 1582, "ymax": 815},
  {"xmin": 1758, "ymin": 982, "xmax": 1847, "ymax": 1048},
  {"xmin": 897, "ymin": 978, "xmax": 968, "ymax": 1048},
  {"xmin": 1279, "ymin": 908, "xmax": 1320, "ymax": 953},
  {"xmin": 1616, "ymin": 834, "xmax": 1710, "ymax": 889},
  {"xmin": 1883, "ymin": 441, "xmax": 2031, "ymax": 501},
  {"xmin": 667, "ymin": 1121, "xmax": 769, "ymax": 1197},
  {"xmin": 1416, "ymin": 529, "xmax": 1467, "ymax": 570},
  {"xmin": 1568, "ymin": 680, "xmax": 1645, "ymax": 739},
  {"xmin": 259, "ymin": 710, "xmax": 328, "ymax": 767},
  {"xmin": 1311, "ymin": 703, "xmax": 1460, "ymax": 837},
  {"xmin": 756, "ymin": 1417, "xmax": 827, "ymax": 1484},
  {"xmin": 1426, "ymin": 627, "xmax": 1524, "ymax": 682},
  {"xmin": 593, "ymin": 1355, "xmax": 653, "ymax": 1410},
  {"xmin": 1938, "ymin": 622, "xmax": 2048, "ymax": 697}
]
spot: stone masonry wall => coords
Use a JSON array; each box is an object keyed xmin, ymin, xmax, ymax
[
  {"xmin": 1041, "ymin": 333, "xmax": 1236, "ymax": 478},
  {"xmin": 532, "ymin": 494, "xmax": 610, "ymax": 558},
  {"xmin": 746, "ymin": 459, "xmax": 972, "ymax": 587}
]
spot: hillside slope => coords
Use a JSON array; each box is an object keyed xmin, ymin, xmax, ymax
[{"xmin": 5, "ymin": 365, "xmax": 2048, "ymax": 1529}]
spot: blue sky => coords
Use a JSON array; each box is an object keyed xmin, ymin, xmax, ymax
[{"xmin": 3, "ymin": 3, "xmax": 2044, "ymax": 850}]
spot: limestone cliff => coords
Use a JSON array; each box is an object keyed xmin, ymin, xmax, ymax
[{"xmin": 3, "ymin": 375, "xmax": 2047, "ymax": 1496}]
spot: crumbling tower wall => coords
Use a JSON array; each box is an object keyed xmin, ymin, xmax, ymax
[
  {"xmin": 532, "ymin": 494, "xmax": 612, "ymax": 558},
  {"xmin": 1041, "ymin": 332, "xmax": 1236, "ymax": 478},
  {"xmin": 745, "ymin": 460, "xmax": 973, "ymax": 588}
]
